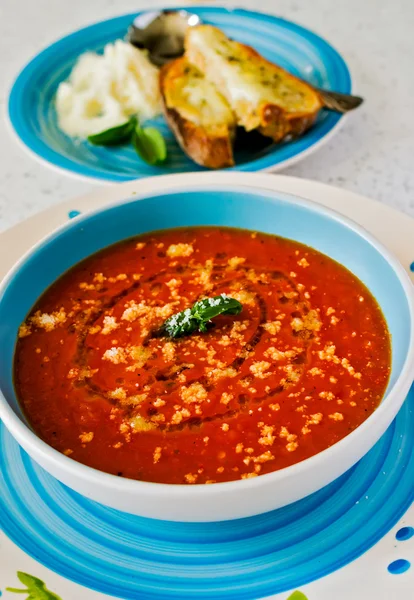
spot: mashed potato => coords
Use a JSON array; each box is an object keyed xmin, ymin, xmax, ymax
[{"xmin": 55, "ymin": 40, "xmax": 162, "ymax": 138}]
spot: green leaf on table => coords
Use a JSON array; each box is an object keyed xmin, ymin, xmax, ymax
[
  {"xmin": 6, "ymin": 571, "xmax": 62, "ymax": 600},
  {"xmin": 162, "ymin": 294, "xmax": 243, "ymax": 338},
  {"xmin": 286, "ymin": 591, "xmax": 308, "ymax": 600},
  {"xmin": 87, "ymin": 116, "xmax": 136, "ymax": 146}
]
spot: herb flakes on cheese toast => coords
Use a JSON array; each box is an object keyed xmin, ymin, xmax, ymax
[
  {"xmin": 185, "ymin": 25, "xmax": 322, "ymax": 142},
  {"xmin": 160, "ymin": 57, "xmax": 236, "ymax": 168}
]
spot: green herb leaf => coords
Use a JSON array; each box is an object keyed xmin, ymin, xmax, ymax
[
  {"xmin": 191, "ymin": 296, "xmax": 242, "ymax": 322},
  {"xmin": 162, "ymin": 294, "xmax": 242, "ymax": 339},
  {"xmin": 132, "ymin": 123, "xmax": 167, "ymax": 165},
  {"xmin": 6, "ymin": 572, "xmax": 62, "ymax": 599},
  {"xmin": 86, "ymin": 116, "xmax": 167, "ymax": 165},
  {"xmin": 17, "ymin": 573, "xmax": 45, "ymax": 588},
  {"xmin": 87, "ymin": 116, "xmax": 136, "ymax": 146},
  {"xmin": 286, "ymin": 592, "xmax": 308, "ymax": 600},
  {"xmin": 141, "ymin": 127, "xmax": 167, "ymax": 161}
]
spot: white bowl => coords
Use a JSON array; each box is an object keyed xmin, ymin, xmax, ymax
[{"xmin": 0, "ymin": 180, "xmax": 413, "ymax": 522}]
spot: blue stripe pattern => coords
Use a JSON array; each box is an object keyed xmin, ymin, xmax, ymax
[
  {"xmin": 8, "ymin": 6, "xmax": 351, "ymax": 182},
  {"xmin": 1, "ymin": 385, "xmax": 412, "ymax": 599},
  {"xmin": 388, "ymin": 559, "xmax": 411, "ymax": 575},
  {"xmin": 396, "ymin": 526, "xmax": 414, "ymax": 541}
]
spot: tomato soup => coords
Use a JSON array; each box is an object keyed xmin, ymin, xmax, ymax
[{"xmin": 14, "ymin": 227, "xmax": 391, "ymax": 484}]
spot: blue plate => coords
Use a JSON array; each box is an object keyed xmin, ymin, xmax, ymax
[
  {"xmin": 7, "ymin": 6, "xmax": 351, "ymax": 182},
  {"xmin": 1, "ymin": 387, "xmax": 413, "ymax": 599}
]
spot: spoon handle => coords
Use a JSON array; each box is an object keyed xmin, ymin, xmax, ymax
[
  {"xmin": 314, "ymin": 87, "xmax": 364, "ymax": 113},
  {"xmin": 127, "ymin": 11, "xmax": 364, "ymax": 114}
]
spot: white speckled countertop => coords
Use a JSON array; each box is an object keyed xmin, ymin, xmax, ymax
[{"xmin": 1, "ymin": 0, "xmax": 413, "ymax": 232}]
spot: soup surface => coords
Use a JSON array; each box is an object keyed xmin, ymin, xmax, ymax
[{"xmin": 15, "ymin": 227, "xmax": 390, "ymax": 484}]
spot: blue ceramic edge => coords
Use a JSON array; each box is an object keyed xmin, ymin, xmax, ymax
[
  {"xmin": 0, "ymin": 183, "xmax": 413, "ymax": 493},
  {"xmin": 0, "ymin": 184, "xmax": 413, "ymax": 598},
  {"xmin": 7, "ymin": 6, "xmax": 351, "ymax": 182}
]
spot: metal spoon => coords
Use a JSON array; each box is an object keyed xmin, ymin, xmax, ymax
[
  {"xmin": 128, "ymin": 10, "xmax": 363, "ymax": 114},
  {"xmin": 128, "ymin": 10, "xmax": 201, "ymax": 66}
]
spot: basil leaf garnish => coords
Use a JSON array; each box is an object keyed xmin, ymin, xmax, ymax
[
  {"xmin": 162, "ymin": 295, "xmax": 243, "ymax": 338},
  {"xmin": 132, "ymin": 123, "xmax": 167, "ymax": 165},
  {"xmin": 87, "ymin": 116, "xmax": 136, "ymax": 146}
]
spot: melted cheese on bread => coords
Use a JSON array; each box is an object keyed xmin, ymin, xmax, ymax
[
  {"xmin": 163, "ymin": 60, "xmax": 234, "ymax": 129},
  {"xmin": 160, "ymin": 57, "xmax": 236, "ymax": 168},
  {"xmin": 185, "ymin": 25, "xmax": 322, "ymax": 136}
]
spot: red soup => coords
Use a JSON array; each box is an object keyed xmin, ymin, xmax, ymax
[{"xmin": 15, "ymin": 227, "xmax": 391, "ymax": 484}]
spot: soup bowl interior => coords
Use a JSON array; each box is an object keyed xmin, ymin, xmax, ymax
[{"xmin": 0, "ymin": 185, "xmax": 413, "ymax": 522}]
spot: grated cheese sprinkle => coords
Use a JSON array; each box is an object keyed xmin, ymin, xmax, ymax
[{"xmin": 166, "ymin": 243, "xmax": 194, "ymax": 258}]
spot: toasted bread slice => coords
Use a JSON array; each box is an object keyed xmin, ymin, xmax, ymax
[
  {"xmin": 185, "ymin": 25, "xmax": 322, "ymax": 142},
  {"xmin": 159, "ymin": 57, "xmax": 236, "ymax": 168}
]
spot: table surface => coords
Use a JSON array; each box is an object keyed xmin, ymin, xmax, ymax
[{"xmin": 0, "ymin": 0, "xmax": 413, "ymax": 232}]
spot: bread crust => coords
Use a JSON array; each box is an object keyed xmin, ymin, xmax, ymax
[
  {"xmin": 159, "ymin": 58, "xmax": 235, "ymax": 169},
  {"xmin": 185, "ymin": 26, "xmax": 322, "ymax": 142}
]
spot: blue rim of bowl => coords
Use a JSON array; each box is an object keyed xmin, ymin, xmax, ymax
[
  {"xmin": 0, "ymin": 183, "xmax": 413, "ymax": 506},
  {"xmin": 7, "ymin": 6, "xmax": 352, "ymax": 183}
]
